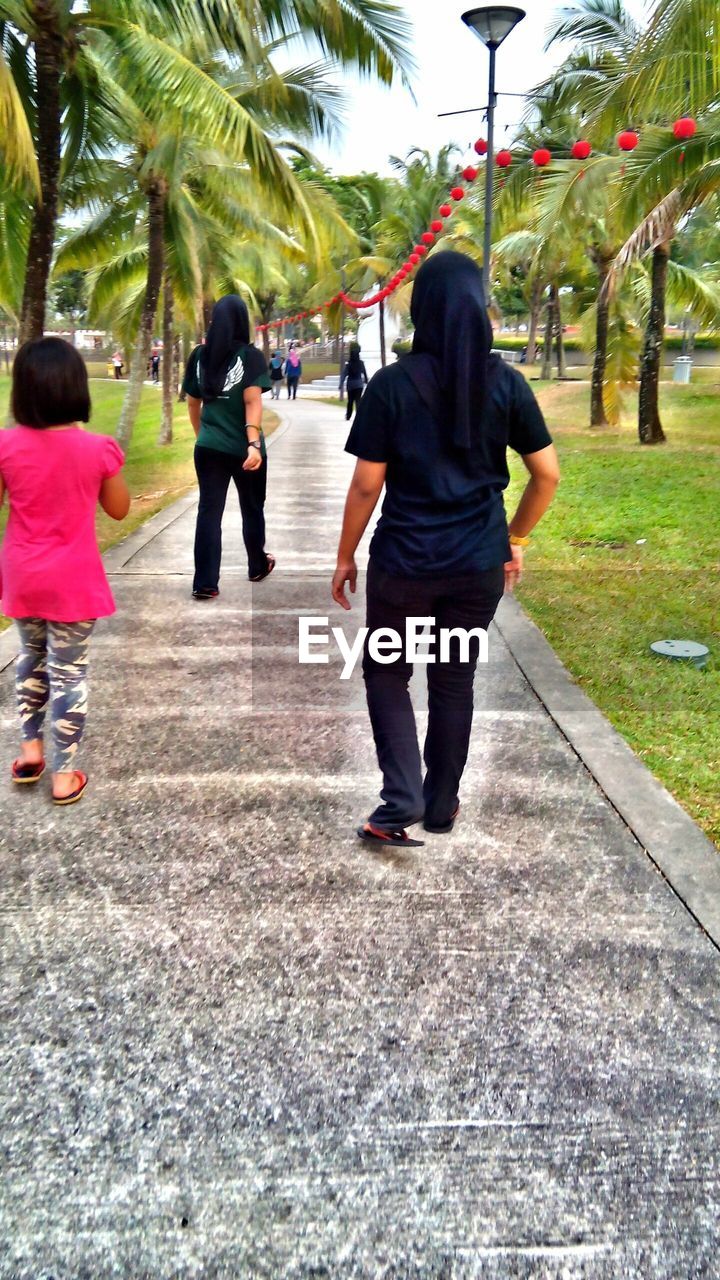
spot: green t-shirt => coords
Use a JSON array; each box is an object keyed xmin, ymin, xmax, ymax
[{"xmin": 182, "ymin": 343, "xmax": 272, "ymax": 457}]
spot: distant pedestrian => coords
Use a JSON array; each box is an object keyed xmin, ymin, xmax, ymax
[
  {"xmin": 0, "ymin": 338, "xmax": 131, "ymax": 805},
  {"xmin": 286, "ymin": 346, "xmax": 302, "ymax": 399},
  {"xmin": 111, "ymin": 351, "xmax": 123, "ymax": 379},
  {"xmin": 151, "ymin": 350, "xmax": 160, "ymax": 383},
  {"xmin": 269, "ymin": 351, "xmax": 284, "ymax": 400},
  {"xmin": 340, "ymin": 342, "xmax": 368, "ymax": 421},
  {"xmin": 183, "ymin": 294, "xmax": 275, "ymax": 600},
  {"xmin": 332, "ymin": 251, "xmax": 560, "ymax": 849}
]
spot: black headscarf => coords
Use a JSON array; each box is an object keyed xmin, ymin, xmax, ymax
[
  {"xmin": 403, "ymin": 251, "xmax": 493, "ymax": 450},
  {"xmin": 348, "ymin": 342, "xmax": 362, "ymax": 378},
  {"xmin": 199, "ymin": 294, "xmax": 251, "ymax": 399}
]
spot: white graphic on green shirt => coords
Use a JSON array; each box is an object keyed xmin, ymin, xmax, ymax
[{"xmin": 222, "ymin": 355, "xmax": 245, "ymax": 396}]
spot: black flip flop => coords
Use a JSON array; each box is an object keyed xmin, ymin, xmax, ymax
[
  {"xmin": 357, "ymin": 823, "xmax": 424, "ymax": 848},
  {"xmin": 424, "ymin": 805, "xmax": 460, "ymax": 834},
  {"xmin": 250, "ymin": 555, "xmax": 276, "ymax": 583}
]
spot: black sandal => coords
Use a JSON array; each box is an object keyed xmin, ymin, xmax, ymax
[
  {"xmin": 424, "ymin": 805, "xmax": 460, "ymax": 834},
  {"xmin": 192, "ymin": 588, "xmax": 219, "ymax": 601},
  {"xmin": 250, "ymin": 554, "xmax": 276, "ymax": 583},
  {"xmin": 357, "ymin": 823, "xmax": 424, "ymax": 848}
]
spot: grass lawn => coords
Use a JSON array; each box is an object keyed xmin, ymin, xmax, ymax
[{"xmin": 510, "ymin": 376, "xmax": 719, "ymax": 847}]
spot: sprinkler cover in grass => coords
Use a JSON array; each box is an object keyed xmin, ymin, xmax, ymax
[{"xmin": 650, "ymin": 640, "xmax": 709, "ymax": 669}]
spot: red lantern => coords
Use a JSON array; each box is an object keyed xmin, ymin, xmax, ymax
[
  {"xmin": 618, "ymin": 130, "xmax": 639, "ymax": 151},
  {"xmin": 422, "ymin": 231, "xmax": 435, "ymax": 245},
  {"xmin": 463, "ymin": 165, "xmax": 478, "ymax": 182},
  {"xmin": 431, "ymin": 219, "xmax": 443, "ymax": 233},
  {"xmin": 533, "ymin": 148, "xmax": 551, "ymax": 167},
  {"xmin": 409, "ymin": 253, "xmax": 421, "ymax": 265},
  {"xmin": 496, "ymin": 150, "xmax": 512, "ymax": 168},
  {"xmin": 474, "ymin": 138, "xmax": 488, "ymax": 156},
  {"xmin": 415, "ymin": 245, "xmax": 427, "ymax": 256},
  {"xmin": 571, "ymin": 140, "xmax": 591, "ymax": 160},
  {"xmin": 439, "ymin": 203, "xmax": 452, "ymax": 218},
  {"xmin": 450, "ymin": 186, "xmax": 465, "ymax": 201},
  {"xmin": 673, "ymin": 117, "xmax": 697, "ymax": 141}
]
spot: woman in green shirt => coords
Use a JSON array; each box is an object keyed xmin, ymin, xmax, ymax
[{"xmin": 183, "ymin": 295, "xmax": 274, "ymax": 600}]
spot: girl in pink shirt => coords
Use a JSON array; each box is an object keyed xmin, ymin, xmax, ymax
[{"xmin": 0, "ymin": 338, "xmax": 130, "ymax": 804}]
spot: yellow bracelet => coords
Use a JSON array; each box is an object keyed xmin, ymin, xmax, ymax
[{"xmin": 509, "ymin": 534, "xmax": 531, "ymax": 548}]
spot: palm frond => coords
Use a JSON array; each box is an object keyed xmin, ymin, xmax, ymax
[{"xmin": 0, "ymin": 44, "xmax": 39, "ymax": 190}]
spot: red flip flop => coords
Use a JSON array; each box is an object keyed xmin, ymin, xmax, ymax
[
  {"xmin": 357, "ymin": 823, "xmax": 424, "ymax": 848},
  {"xmin": 11, "ymin": 758, "xmax": 46, "ymax": 785},
  {"xmin": 53, "ymin": 771, "xmax": 88, "ymax": 806}
]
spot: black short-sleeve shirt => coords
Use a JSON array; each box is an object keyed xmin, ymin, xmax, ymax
[
  {"xmin": 182, "ymin": 343, "xmax": 271, "ymax": 458},
  {"xmin": 345, "ymin": 355, "xmax": 552, "ymax": 576}
]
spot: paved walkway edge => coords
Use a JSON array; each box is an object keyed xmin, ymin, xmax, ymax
[{"xmin": 495, "ymin": 593, "xmax": 720, "ymax": 947}]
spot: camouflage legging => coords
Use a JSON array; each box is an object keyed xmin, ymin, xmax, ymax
[{"xmin": 15, "ymin": 619, "xmax": 95, "ymax": 773}]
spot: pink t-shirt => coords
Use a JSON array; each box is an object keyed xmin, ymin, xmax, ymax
[{"xmin": 0, "ymin": 426, "xmax": 124, "ymax": 621}]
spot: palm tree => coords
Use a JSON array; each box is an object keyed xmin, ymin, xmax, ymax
[
  {"xmin": 607, "ymin": 121, "xmax": 720, "ymax": 442},
  {"xmin": 544, "ymin": 0, "xmax": 720, "ymax": 442},
  {"xmin": 0, "ymin": 0, "xmax": 413, "ymax": 347}
]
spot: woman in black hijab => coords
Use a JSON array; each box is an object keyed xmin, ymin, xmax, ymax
[
  {"xmin": 332, "ymin": 251, "xmax": 560, "ymax": 847},
  {"xmin": 340, "ymin": 341, "xmax": 369, "ymax": 421},
  {"xmin": 182, "ymin": 295, "xmax": 274, "ymax": 600}
]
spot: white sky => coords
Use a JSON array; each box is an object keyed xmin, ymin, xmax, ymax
[{"xmin": 309, "ymin": 0, "xmax": 650, "ymax": 176}]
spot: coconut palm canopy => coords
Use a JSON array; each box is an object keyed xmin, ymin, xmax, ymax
[
  {"xmin": 3, "ymin": 0, "xmax": 720, "ymax": 450},
  {"xmin": 0, "ymin": 0, "xmax": 414, "ymax": 442}
]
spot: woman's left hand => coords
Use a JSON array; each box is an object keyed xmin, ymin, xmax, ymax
[
  {"xmin": 332, "ymin": 559, "xmax": 357, "ymax": 610},
  {"xmin": 243, "ymin": 446, "xmax": 263, "ymax": 472},
  {"xmin": 504, "ymin": 545, "xmax": 524, "ymax": 593}
]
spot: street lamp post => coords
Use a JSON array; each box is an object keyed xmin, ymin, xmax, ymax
[{"xmin": 461, "ymin": 7, "xmax": 526, "ymax": 296}]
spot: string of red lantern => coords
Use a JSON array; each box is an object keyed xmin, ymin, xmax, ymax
[
  {"xmin": 256, "ymin": 116, "xmax": 698, "ymax": 332},
  {"xmin": 256, "ymin": 148, "xmax": 488, "ymax": 329}
]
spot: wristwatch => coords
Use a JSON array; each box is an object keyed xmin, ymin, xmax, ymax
[{"xmin": 248, "ymin": 441, "xmax": 262, "ymax": 451}]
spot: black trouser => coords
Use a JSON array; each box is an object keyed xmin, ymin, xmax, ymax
[
  {"xmin": 193, "ymin": 445, "xmax": 268, "ymax": 589},
  {"xmin": 287, "ymin": 377, "xmax": 300, "ymax": 400},
  {"xmin": 345, "ymin": 385, "xmax": 364, "ymax": 420},
  {"xmin": 362, "ymin": 561, "xmax": 505, "ymax": 830}
]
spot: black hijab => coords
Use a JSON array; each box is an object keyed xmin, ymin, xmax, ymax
[
  {"xmin": 403, "ymin": 251, "xmax": 493, "ymax": 450},
  {"xmin": 348, "ymin": 342, "xmax": 362, "ymax": 377},
  {"xmin": 199, "ymin": 294, "xmax": 251, "ymax": 399}
]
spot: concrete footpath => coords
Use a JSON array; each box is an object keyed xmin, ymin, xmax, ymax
[{"xmin": 1, "ymin": 396, "xmax": 719, "ymax": 1278}]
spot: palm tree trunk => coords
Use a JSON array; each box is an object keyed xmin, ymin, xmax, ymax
[
  {"xmin": 159, "ymin": 266, "xmax": 174, "ymax": 445},
  {"xmin": 591, "ymin": 259, "xmax": 611, "ymax": 428},
  {"xmin": 175, "ymin": 333, "xmax": 184, "ymax": 403},
  {"xmin": 19, "ymin": 1, "xmax": 64, "ymax": 344},
  {"xmin": 541, "ymin": 290, "xmax": 554, "ymax": 380},
  {"xmin": 116, "ymin": 178, "xmax": 167, "ymax": 452},
  {"xmin": 526, "ymin": 280, "xmax": 542, "ymax": 364},
  {"xmin": 553, "ymin": 285, "xmax": 566, "ymax": 377},
  {"xmin": 638, "ymin": 243, "xmax": 669, "ymax": 445}
]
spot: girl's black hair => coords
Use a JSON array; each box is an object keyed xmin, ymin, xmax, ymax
[{"xmin": 12, "ymin": 337, "xmax": 91, "ymax": 429}]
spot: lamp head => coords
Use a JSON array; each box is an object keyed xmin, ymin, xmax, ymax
[{"xmin": 461, "ymin": 6, "xmax": 526, "ymax": 48}]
